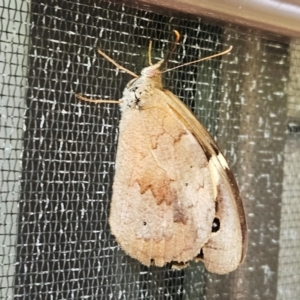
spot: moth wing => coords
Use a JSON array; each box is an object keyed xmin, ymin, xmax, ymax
[
  {"xmin": 109, "ymin": 89, "xmax": 216, "ymax": 267},
  {"xmin": 164, "ymin": 89, "xmax": 248, "ymax": 274}
]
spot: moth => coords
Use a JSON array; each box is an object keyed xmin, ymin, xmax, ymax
[{"xmin": 77, "ymin": 31, "xmax": 247, "ymax": 274}]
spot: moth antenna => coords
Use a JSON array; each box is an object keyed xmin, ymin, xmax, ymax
[
  {"xmin": 97, "ymin": 48, "xmax": 139, "ymax": 78},
  {"xmin": 148, "ymin": 40, "xmax": 153, "ymax": 66},
  {"xmin": 76, "ymin": 93, "xmax": 123, "ymax": 104},
  {"xmin": 161, "ymin": 46, "xmax": 233, "ymax": 73},
  {"xmin": 159, "ymin": 30, "xmax": 180, "ymax": 71}
]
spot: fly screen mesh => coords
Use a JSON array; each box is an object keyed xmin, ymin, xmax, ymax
[{"xmin": 1, "ymin": 0, "xmax": 300, "ymax": 299}]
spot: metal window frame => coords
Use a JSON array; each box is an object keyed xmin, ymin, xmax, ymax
[{"xmin": 122, "ymin": 0, "xmax": 300, "ymax": 38}]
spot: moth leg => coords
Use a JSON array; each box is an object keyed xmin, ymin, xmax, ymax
[
  {"xmin": 97, "ymin": 49, "xmax": 138, "ymax": 78},
  {"xmin": 76, "ymin": 94, "xmax": 122, "ymax": 104}
]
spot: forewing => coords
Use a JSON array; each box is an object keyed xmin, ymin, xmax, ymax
[{"xmin": 164, "ymin": 89, "xmax": 248, "ymax": 274}]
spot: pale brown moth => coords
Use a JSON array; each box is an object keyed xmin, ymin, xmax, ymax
[{"xmin": 77, "ymin": 31, "xmax": 248, "ymax": 274}]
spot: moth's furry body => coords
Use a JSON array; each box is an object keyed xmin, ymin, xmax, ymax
[{"xmin": 109, "ymin": 60, "xmax": 248, "ymax": 274}]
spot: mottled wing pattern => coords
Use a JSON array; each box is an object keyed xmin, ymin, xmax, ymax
[{"xmin": 109, "ymin": 89, "xmax": 217, "ymax": 267}]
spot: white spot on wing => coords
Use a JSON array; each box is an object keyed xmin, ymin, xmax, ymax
[
  {"xmin": 217, "ymin": 153, "xmax": 229, "ymax": 169},
  {"xmin": 208, "ymin": 156, "xmax": 220, "ymax": 199},
  {"xmin": 208, "ymin": 153, "xmax": 229, "ymax": 198}
]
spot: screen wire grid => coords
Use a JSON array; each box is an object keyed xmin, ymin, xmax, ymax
[{"xmin": 0, "ymin": 0, "xmax": 300, "ymax": 299}]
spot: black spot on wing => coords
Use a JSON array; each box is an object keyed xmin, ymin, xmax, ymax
[{"xmin": 212, "ymin": 218, "xmax": 220, "ymax": 232}]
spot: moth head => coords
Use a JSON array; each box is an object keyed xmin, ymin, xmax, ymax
[
  {"xmin": 141, "ymin": 30, "xmax": 180, "ymax": 78},
  {"xmin": 141, "ymin": 60, "xmax": 164, "ymax": 78}
]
